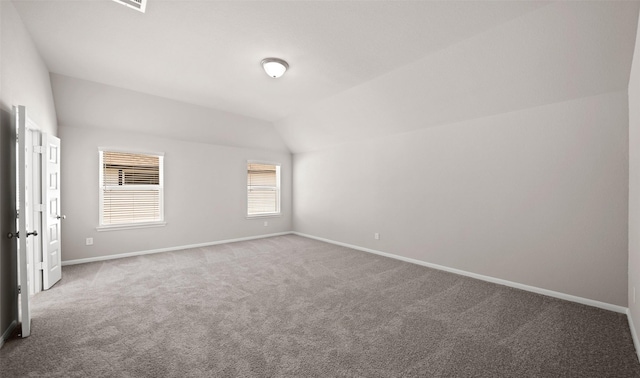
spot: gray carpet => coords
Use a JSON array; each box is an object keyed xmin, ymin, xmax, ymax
[{"xmin": 1, "ymin": 234, "xmax": 639, "ymax": 377}]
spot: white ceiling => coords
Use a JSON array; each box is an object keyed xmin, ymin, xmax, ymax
[
  {"xmin": 13, "ymin": 0, "xmax": 548, "ymax": 122},
  {"xmin": 11, "ymin": 1, "xmax": 640, "ymax": 153},
  {"xmin": 276, "ymin": 1, "xmax": 640, "ymax": 152}
]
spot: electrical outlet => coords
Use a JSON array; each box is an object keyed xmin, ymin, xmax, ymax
[
  {"xmin": 264, "ymin": 221, "xmax": 268, "ymax": 227},
  {"xmin": 374, "ymin": 233, "xmax": 380, "ymax": 240},
  {"xmin": 86, "ymin": 237, "xmax": 93, "ymax": 246}
]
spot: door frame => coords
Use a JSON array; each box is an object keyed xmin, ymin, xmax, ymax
[{"xmin": 14, "ymin": 105, "xmax": 43, "ymax": 337}]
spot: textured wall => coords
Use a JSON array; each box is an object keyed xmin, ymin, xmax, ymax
[
  {"xmin": 59, "ymin": 125, "xmax": 291, "ymax": 262},
  {"xmin": 52, "ymin": 77, "xmax": 292, "ymax": 262},
  {"xmin": 294, "ymin": 91, "xmax": 629, "ymax": 306}
]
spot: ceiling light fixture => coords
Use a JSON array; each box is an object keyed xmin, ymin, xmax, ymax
[
  {"xmin": 112, "ymin": 0, "xmax": 147, "ymax": 13},
  {"xmin": 261, "ymin": 58, "xmax": 289, "ymax": 79}
]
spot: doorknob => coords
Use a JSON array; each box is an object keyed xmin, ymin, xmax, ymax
[
  {"xmin": 9, "ymin": 230, "xmax": 38, "ymax": 238},
  {"xmin": 56, "ymin": 215, "xmax": 66, "ymax": 220}
]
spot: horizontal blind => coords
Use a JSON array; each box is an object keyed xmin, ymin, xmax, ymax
[
  {"xmin": 103, "ymin": 152, "xmax": 159, "ymax": 185},
  {"xmin": 247, "ymin": 163, "xmax": 277, "ymax": 186},
  {"xmin": 102, "ymin": 189, "xmax": 160, "ymax": 224},
  {"xmin": 247, "ymin": 163, "xmax": 279, "ymax": 216},
  {"xmin": 101, "ymin": 151, "xmax": 163, "ymax": 225},
  {"xmin": 248, "ymin": 189, "xmax": 277, "ymax": 213}
]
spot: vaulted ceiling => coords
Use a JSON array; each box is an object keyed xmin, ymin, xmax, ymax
[{"xmin": 12, "ymin": 1, "xmax": 640, "ymax": 153}]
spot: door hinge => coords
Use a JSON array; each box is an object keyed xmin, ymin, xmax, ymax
[
  {"xmin": 36, "ymin": 262, "xmax": 44, "ymax": 271},
  {"xmin": 18, "ymin": 285, "xmax": 21, "ymax": 294},
  {"xmin": 33, "ymin": 146, "xmax": 45, "ymax": 154},
  {"xmin": 35, "ymin": 204, "xmax": 45, "ymax": 212}
]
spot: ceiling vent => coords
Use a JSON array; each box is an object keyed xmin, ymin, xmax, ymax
[{"xmin": 112, "ymin": 0, "xmax": 147, "ymax": 13}]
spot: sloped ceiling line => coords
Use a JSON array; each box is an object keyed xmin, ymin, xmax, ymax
[{"xmin": 12, "ymin": 1, "xmax": 640, "ymax": 153}]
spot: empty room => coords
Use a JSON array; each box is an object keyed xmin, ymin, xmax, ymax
[{"xmin": 2, "ymin": 0, "xmax": 640, "ymax": 376}]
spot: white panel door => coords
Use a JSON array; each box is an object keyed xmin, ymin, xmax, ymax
[
  {"xmin": 15, "ymin": 105, "xmax": 31, "ymax": 337},
  {"xmin": 42, "ymin": 133, "xmax": 62, "ymax": 290}
]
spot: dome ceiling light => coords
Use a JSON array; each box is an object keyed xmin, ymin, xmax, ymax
[{"xmin": 261, "ymin": 58, "xmax": 289, "ymax": 79}]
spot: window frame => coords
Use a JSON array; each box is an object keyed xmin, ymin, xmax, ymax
[
  {"xmin": 97, "ymin": 148, "xmax": 166, "ymax": 231},
  {"xmin": 246, "ymin": 160, "xmax": 281, "ymax": 218}
]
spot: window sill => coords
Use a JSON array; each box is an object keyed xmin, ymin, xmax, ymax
[
  {"xmin": 96, "ymin": 221, "xmax": 166, "ymax": 232},
  {"xmin": 246, "ymin": 213, "xmax": 281, "ymax": 219}
]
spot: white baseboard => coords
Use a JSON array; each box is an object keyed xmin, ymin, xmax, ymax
[
  {"xmin": 62, "ymin": 232, "xmax": 293, "ymax": 266},
  {"xmin": 0, "ymin": 320, "xmax": 17, "ymax": 349},
  {"xmin": 628, "ymin": 309, "xmax": 640, "ymax": 363},
  {"xmin": 293, "ymin": 232, "xmax": 628, "ymax": 314}
]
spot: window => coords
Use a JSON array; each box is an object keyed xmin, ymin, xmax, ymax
[
  {"xmin": 98, "ymin": 150, "xmax": 164, "ymax": 229},
  {"xmin": 247, "ymin": 162, "xmax": 280, "ymax": 217}
]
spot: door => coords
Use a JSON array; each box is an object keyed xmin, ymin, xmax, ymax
[
  {"xmin": 15, "ymin": 105, "xmax": 33, "ymax": 337},
  {"xmin": 41, "ymin": 133, "xmax": 62, "ymax": 289}
]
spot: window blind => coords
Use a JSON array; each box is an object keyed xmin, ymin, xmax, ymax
[
  {"xmin": 100, "ymin": 151, "xmax": 163, "ymax": 226},
  {"xmin": 247, "ymin": 162, "xmax": 280, "ymax": 216}
]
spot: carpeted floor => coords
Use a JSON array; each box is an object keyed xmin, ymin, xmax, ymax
[{"xmin": 0, "ymin": 234, "xmax": 639, "ymax": 377}]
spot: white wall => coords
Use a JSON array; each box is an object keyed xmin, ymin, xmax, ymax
[
  {"xmin": 0, "ymin": 3, "xmax": 56, "ymax": 135},
  {"xmin": 0, "ymin": 1, "xmax": 58, "ymax": 343},
  {"xmin": 59, "ymin": 125, "xmax": 291, "ymax": 262},
  {"xmin": 294, "ymin": 90, "xmax": 629, "ymax": 307},
  {"xmin": 628, "ymin": 6, "xmax": 640, "ymax": 352}
]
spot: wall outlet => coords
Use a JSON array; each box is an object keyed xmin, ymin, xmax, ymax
[
  {"xmin": 264, "ymin": 221, "xmax": 268, "ymax": 227},
  {"xmin": 374, "ymin": 233, "xmax": 380, "ymax": 240},
  {"xmin": 86, "ymin": 237, "xmax": 93, "ymax": 246}
]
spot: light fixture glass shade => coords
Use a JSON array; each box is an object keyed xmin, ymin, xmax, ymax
[{"xmin": 261, "ymin": 58, "xmax": 289, "ymax": 78}]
